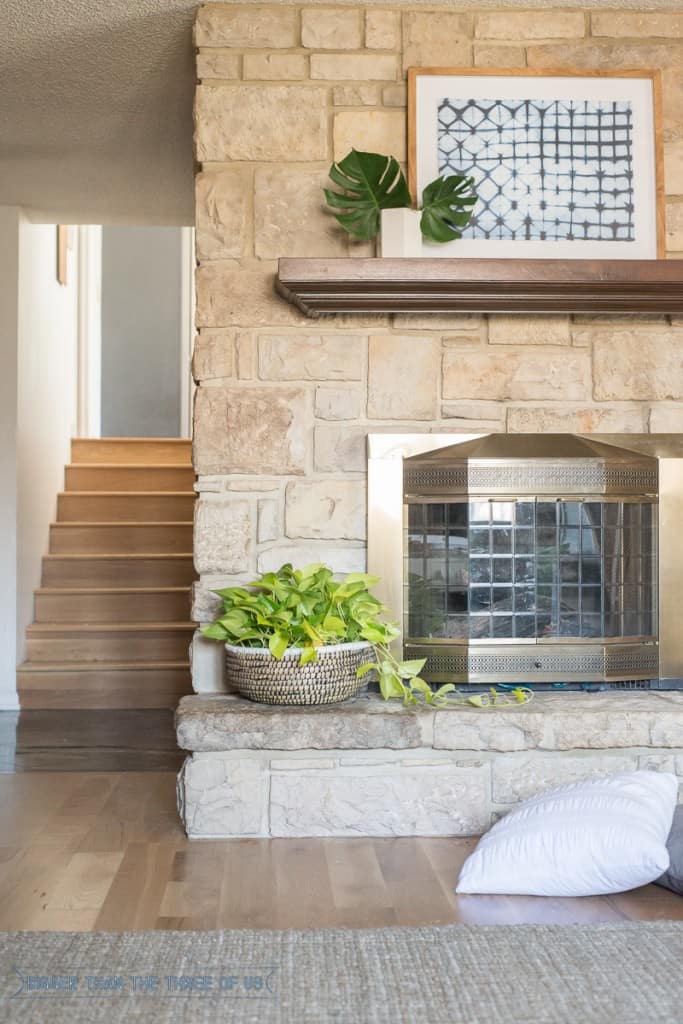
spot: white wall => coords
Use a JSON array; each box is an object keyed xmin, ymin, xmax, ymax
[
  {"xmin": 0, "ymin": 208, "xmax": 21, "ymax": 708},
  {"xmin": 16, "ymin": 221, "xmax": 79, "ymax": 665},
  {"xmin": 101, "ymin": 226, "xmax": 183, "ymax": 438}
]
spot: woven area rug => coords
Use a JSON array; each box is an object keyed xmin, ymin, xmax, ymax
[{"xmin": 1, "ymin": 922, "xmax": 681, "ymax": 1023}]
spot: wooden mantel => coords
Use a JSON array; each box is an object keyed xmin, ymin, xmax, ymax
[{"xmin": 276, "ymin": 258, "xmax": 683, "ymax": 317}]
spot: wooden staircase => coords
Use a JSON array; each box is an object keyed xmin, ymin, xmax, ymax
[{"xmin": 17, "ymin": 438, "xmax": 196, "ymax": 709}]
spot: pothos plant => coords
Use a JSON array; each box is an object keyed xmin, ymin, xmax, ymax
[
  {"xmin": 324, "ymin": 149, "xmax": 478, "ymax": 243},
  {"xmin": 202, "ymin": 563, "xmax": 532, "ymax": 710}
]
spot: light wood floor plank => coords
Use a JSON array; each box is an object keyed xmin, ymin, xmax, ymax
[{"xmin": 0, "ymin": 771, "xmax": 680, "ymax": 930}]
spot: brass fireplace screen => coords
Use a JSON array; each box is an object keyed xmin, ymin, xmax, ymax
[{"xmin": 368, "ymin": 433, "xmax": 683, "ymax": 689}]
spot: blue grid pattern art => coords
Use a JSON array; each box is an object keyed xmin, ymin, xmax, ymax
[{"xmin": 438, "ymin": 97, "xmax": 635, "ymax": 242}]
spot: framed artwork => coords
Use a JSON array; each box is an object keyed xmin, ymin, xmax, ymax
[{"xmin": 408, "ymin": 68, "xmax": 664, "ymax": 259}]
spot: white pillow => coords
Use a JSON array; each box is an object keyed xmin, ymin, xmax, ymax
[{"xmin": 457, "ymin": 770, "xmax": 678, "ymax": 897}]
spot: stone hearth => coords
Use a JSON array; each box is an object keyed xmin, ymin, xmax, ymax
[{"xmin": 176, "ymin": 691, "xmax": 683, "ymax": 838}]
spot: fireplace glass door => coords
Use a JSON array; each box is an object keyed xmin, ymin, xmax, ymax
[{"xmin": 405, "ymin": 499, "xmax": 657, "ymax": 643}]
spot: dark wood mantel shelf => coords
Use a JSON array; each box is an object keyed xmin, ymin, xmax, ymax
[{"xmin": 276, "ymin": 258, "xmax": 683, "ymax": 317}]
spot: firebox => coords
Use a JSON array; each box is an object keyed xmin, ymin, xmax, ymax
[{"xmin": 368, "ymin": 434, "xmax": 683, "ymax": 690}]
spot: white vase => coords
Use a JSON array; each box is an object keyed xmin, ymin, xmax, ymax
[{"xmin": 379, "ymin": 208, "xmax": 422, "ymax": 258}]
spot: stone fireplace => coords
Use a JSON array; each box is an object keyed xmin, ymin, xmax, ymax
[{"xmin": 178, "ymin": 3, "xmax": 683, "ymax": 839}]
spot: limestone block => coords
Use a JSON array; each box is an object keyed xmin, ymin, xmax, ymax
[
  {"xmin": 177, "ymin": 755, "xmax": 266, "ymax": 837},
  {"xmin": 235, "ymin": 332, "xmax": 258, "ymax": 378},
  {"xmin": 301, "ymin": 9, "xmax": 362, "ymax": 49},
  {"xmin": 650, "ymin": 406, "xmax": 683, "ymax": 432},
  {"xmin": 488, "ymin": 316, "xmax": 570, "ymax": 346},
  {"xmin": 194, "ymin": 497, "xmax": 251, "ymax": 575},
  {"xmin": 191, "ymin": 580, "xmax": 222, "ymax": 622},
  {"xmin": 196, "ymin": 52, "xmax": 240, "ymax": 80},
  {"xmin": 314, "ymin": 424, "xmax": 368, "ymax": 472},
  {"xmin": 195, "ymin": 168, "xmax": 249, "ymax": 261},
  {"xmin": 190, "ymin": 630, "xmax": 229, "ymax": 693},
  {"xmin": 257, "ymin": 542, "xmax": 366, "ymax": 575},
  {"xmin": 402, "ymin": 13, "xmax": 471, "ymax": 69},
  {"xmin": 592, "ymin": 329, "xmax": 683, "ymax": 401},
  {"xmin": 442, "ymin": 334, "xmax": 485, "ymax": 350},
  {"xmin": 441, "ymin": 401, "xmax": 505, "ymax": 423},
  {"xmin": 333, "ymin": 85, "xmax": 380, "ymax": 106},
  {"xmin": 665, "ymin": 141, "xmax": 683, "ymax": 195},
  {"xmin": 383, "ymin": 85, "xmax": 407, "ymax": 108},
  {"xmin": 257, "ymin": 498, "xmax": 279, "ymax": 543},
  {"xmin": 492, "ymin": 754, "xmax": 637, "ymax": 805},
  {"xmin": 243, "ymin": 53, "xmax": 307, "ymax": 80},
  {"xmin": 666, "ymin": 201, "xmax": 683, "ymax": 251},
  {"xmin": 254, "ymin": 165, "xmax": 347, "ymax": 259},
  {"xmin": 270, "ymin": 759, "xmax": 490, "ymax": 836},
  {"xmin": 195, "ymin": 86, "xmax": 328, "ymax": 162},
  {"xmin": 508, "ymin": 405, "xmax": 648, "ymax": 434},
  {"xmin": 394, "ymin": 313, "xmax": 483, "ymax": 330},
  {"xmin": 333, "ymin": 111, "xmax": 406, "ymax": 162},
  {"xmin": 368, "ymin": 335, "xmax": 439, "ymax": 419},
  {"xmin": 442, "ymin": 347, "xmax": 591, "ymax": 402},
  {"xmin": 526, "ymin": 43, "xmax": 683, "ymax": 135},
  {"xmin": 650, "ymin": 712, "xmax": 683, "ymax": 748},
  {"xmin": 639, "ymin": 753, "xmax": 677, "ymax": 774},
  {"xmin": 366, "ymin": 11, "xmax": 400, "ymax": 50},
  {"xmin": 195, "ymin": 6, "xmax": 298, "ymax": 48},
  {"xmin": 475, "ymin": 11, "xmax": 585, "ymax": 39},
  {"xmin": 592, "ymin": 12, "xmax": 683, "ymax": 38},
  {"xmin": 193, "ymin": 385, "xmax": 307, "ymax": 475},
  {"xmin": 474, "ymin": 45, "xmax": 527, "ymax": 68},
  {"xmin": 258, "ymin": 333, "xmax": 363, "ymax": 381},
  {"xmin": 548, "ymin": 710, "xmax": 651, "ymax": 751},
  {"xmin": 192, "ymin": 332, "xmax": 233, "ymax": 383},
  {"xmin": 434, "ymin": 710, "xmax": 546, "ymax": 752},
  {"xmin": 285, "ymin": 480, "xmax": 366, "ymax": 540},
  {"xmin": 311, "ymin": 54, "xmax": 398, "ymax": 82},
  {"xmin": 315, "ymin": 386, "xmax": 362, "ymax": 420},
  {"xmin": 195, "ymin": 264, "xmax": 308, "ymax": 328},
  {"xmin": 176, "ymin": 693, "xmax": 428, "ymax": 752}
]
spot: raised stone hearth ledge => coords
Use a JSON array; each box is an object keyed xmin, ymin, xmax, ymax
[{"xmin": 176, "ymin": 692, "xmax": 683, "ymax": 838}]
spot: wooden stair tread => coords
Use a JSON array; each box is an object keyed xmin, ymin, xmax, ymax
[
  {"xmin": 43, "ymin": 553, "xmax": 193, "ymax": 560},
  {"xmin": 58, "ymin": 491, "xmax": 195, "ymax": 497},
  {"xmin": 50, "ymin": 521, "xmax": 193, "ymax": 527},
  {"xmin": 27, "ymin": 621, "xmax": 196, "ymax": 633},
  {"xmin": 65, "ymin": 463, "xmax": 193, "ymax": 469},
  {"xmin": 18, "ymin": 660, "xmax": 190, "ymax": 672},
  {"xmin": 35, "ymin": 586, "xmax": 190, "ymax": 595}
]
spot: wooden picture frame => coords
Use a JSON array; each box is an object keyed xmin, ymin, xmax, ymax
[{"xmin": 408, "ymin": 67, "xmax": 665, "ymax": 260}]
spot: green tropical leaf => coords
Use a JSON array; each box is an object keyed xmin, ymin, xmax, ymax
[
  {"xmin": 324, "ymin": 149, "xmax": 411, "ymax": 239},
  {"xmin": 268, "ymin": 630, "xmax": 289, "ymax": 660},
  {"xmin": 420, "ymin": 174, "xmax": 478, "ymax": 244}
]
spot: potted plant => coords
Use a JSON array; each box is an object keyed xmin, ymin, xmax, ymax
[
  {"xmin": 200, "ymin": 562, "xmax": 438, "ymax": 707},
  {"xmin": 202, "ymin": 562, "xmax": 533, "ymax": 709},
  {"xmin": 323, "ymin": 149, "xmax": 478, "ymax": 256}
]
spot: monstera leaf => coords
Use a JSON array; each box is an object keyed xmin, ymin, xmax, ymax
[
  {"xmin": 324, "ymin": 149, "xmax": 412, "ymax": 239},
  {"xmin": 420, "ymin": 174, "xmax": 478, "ymax": 243}
]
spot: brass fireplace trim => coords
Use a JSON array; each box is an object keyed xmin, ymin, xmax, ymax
[{"xmin": 367, "ymin": 433, "xmax": 683, "ymax": 685}]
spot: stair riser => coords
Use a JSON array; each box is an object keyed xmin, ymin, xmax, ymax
[
  {"xmin": 50, "ymin": 525, "xmax": 193, "ymax": 554},
  {"xmin": 65, "ymin": 466, "xmax": 195, "ymax": 492},
  {"xmin": 71, "ymin": 439, "xmax": 192, "ymax": 465},
  {"xmin": 42, "ymin": 557, "xmax": 195, "ymax": 587},
  {"xmin": 57, "ymin": 494, "xmax": 195, "ymax": 522},
  {"xmin": 26, "ymin": 633, "xmax": 193, "ymax": 662},
  {"xmin": 34, "ymin": 591, "xmax": 191, "ymax": 624},
  {"xmin": 17, "ymin": 669, "xmax": 191, "ymax": 709}
]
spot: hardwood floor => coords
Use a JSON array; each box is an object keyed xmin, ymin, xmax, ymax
[
  {"xmin": 0, "ymin": 771, "xmax": 681, "ymax": 932},
  {"xmin": 0, "ymin": 709, "xmax": 183, "ymax": 771}
]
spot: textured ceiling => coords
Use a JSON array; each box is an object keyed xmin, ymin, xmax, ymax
[
  {"xmin": 0, "ymin": 0, "xmax": 197, "ymax": 224},
  {"xmin": 1, "ymin": 0, "xmax": 680, "ymax": 225}
]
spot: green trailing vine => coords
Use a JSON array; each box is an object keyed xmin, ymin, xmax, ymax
[{"xmin": 201, "ymin": 563, "xmax": 534, "ymax": 710}]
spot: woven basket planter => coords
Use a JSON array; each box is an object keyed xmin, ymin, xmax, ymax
[{"xmin": 224, "ymin": 641, "xmax": 373, "ymax": 706}]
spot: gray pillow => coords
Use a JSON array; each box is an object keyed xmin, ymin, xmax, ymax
[{"xmin": 655, "ymin": 803, "xmax": 683, "ymax": 895}]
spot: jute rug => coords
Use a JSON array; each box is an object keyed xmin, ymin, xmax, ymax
[{"xmin": 0, "ymin": 922, "xmax": 681, "ymax": 1023}]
